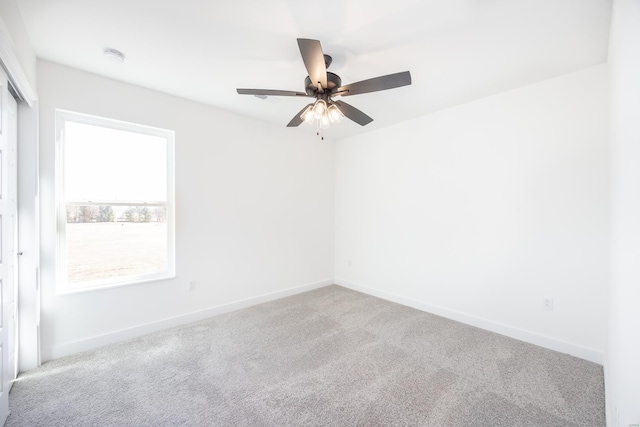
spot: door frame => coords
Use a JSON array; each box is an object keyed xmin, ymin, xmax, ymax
[{"xmin": 0, "ymin": 17, "xmax": 40, "ymax": 373}]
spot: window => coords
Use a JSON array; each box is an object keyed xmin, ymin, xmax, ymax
[{"xmin": 56, "ymin": 110, "xmax": 175, "ymax": 293}]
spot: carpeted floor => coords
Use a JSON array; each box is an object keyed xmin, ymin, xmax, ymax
[{"xmin": 6, "ymin": 285, "xmax": 605, "ymax": 426}]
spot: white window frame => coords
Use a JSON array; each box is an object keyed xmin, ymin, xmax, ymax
[{"xmin": 55, "ymin": 109, "xmax": 175, "ymax": 294}]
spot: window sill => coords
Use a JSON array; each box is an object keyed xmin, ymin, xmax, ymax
[{"xmin": 56, "ymin": 272, "xmax": 176, "ymax": 295}]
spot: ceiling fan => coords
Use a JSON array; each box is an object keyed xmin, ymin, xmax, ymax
[{"xmin": 237, "ymin": 39, "xmax": 411, "ymax": 133}]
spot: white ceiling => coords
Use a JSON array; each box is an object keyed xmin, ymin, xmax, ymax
[{"xmin": 16, "ymin": 0, "xmax": 611, "ymax": 140}]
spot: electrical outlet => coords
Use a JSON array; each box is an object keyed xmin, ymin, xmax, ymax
[
  {"xmin": 543, "ymin": 298, "xmax": 554, "ymax": 311},
  {"xmin": 188, "ymin": 280, "xmax": 197, "ymax": 292}
]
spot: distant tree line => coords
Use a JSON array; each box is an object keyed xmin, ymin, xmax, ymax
[{"xmin": 67, "ymin": 206, "xmax": 166, "ymax": 223}]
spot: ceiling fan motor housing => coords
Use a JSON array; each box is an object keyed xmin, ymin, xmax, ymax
[{"xmin": 305, "ymin": 72, "xmax": 342, "ymax": 97}]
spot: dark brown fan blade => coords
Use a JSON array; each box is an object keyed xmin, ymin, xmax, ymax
[
  {"xmin": 297, "ymin": 38, "xmax": 327, "ymax": 90},
  {"xmin": 333, "ymin": 71, "xmax": 411, "ymax": 97},
  {"xmin": 286, "ymin": 103, "xmax": 314, "ymax": 127},
  {"xmin": 237, "ymin": 88, "xmax": 309, "ymax": 97},
  {"xmin": 334, "ymin": 100, "xmax": 373, "ymax": 126}
]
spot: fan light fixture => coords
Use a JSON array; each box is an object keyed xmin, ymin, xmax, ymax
[{"xmin": 301, "ymin": 99, "xmax": 344, "ymax": 130}]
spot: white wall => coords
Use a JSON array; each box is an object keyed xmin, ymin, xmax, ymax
[
  {"xmin": 37, "ymin": 60, "xmax": 334, "ymax": 361},
  {"xmin": 607, "ymin": 0, "xmax": 640, "ymax": 425},
  {"xmin": 0, "ymin": 0, "xmax": 36, "ymax": 91},
  {"xmin": 335, "ymin": 64, "xmax": 609, "ymax": 364}
]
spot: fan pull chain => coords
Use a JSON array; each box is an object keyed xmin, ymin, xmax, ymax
[
  {"xmin": 313, "ymin": 115, "xmax": 325, "ymax": 140},
  {"xmin": 316, "ymin": 120, "xmax": 324, "ymax": 140}
]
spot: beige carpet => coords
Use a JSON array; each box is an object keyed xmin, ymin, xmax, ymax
[{"xmin": 6, "ymin": 285, "xmax": 605, "ymax": 426}]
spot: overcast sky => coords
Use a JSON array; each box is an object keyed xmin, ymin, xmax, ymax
[{"xmin": 64, "ymin": 121, "xmax": 168, "ymax": 202}]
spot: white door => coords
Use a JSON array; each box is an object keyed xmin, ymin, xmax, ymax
[{"xmin": 0, "ymin": 65, "xmax": 18, "ymax": 424}]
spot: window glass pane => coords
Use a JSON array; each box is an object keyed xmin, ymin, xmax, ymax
[
  {"xmin": 64, "ymin": 121, "xmax": 167, "ymax": 201},
  {"xmin": 57, "ymin": 111, "xmax": 174, "ymax": 293},
  {"xmin": 65, "ymin": 205, "xmax": 168, "ymax": 286}
]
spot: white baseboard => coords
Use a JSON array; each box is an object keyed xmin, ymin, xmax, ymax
[
  {"xmin": 48, "ymin": 277, "xmax": 604, "ymax": 365},
  {"xmin": 335, "ymin": 278, "xmax": 604, "ymax": 365},
  {"xmin": 48, "ymin": 279, "xmax": 334, "ymax": 361}
]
